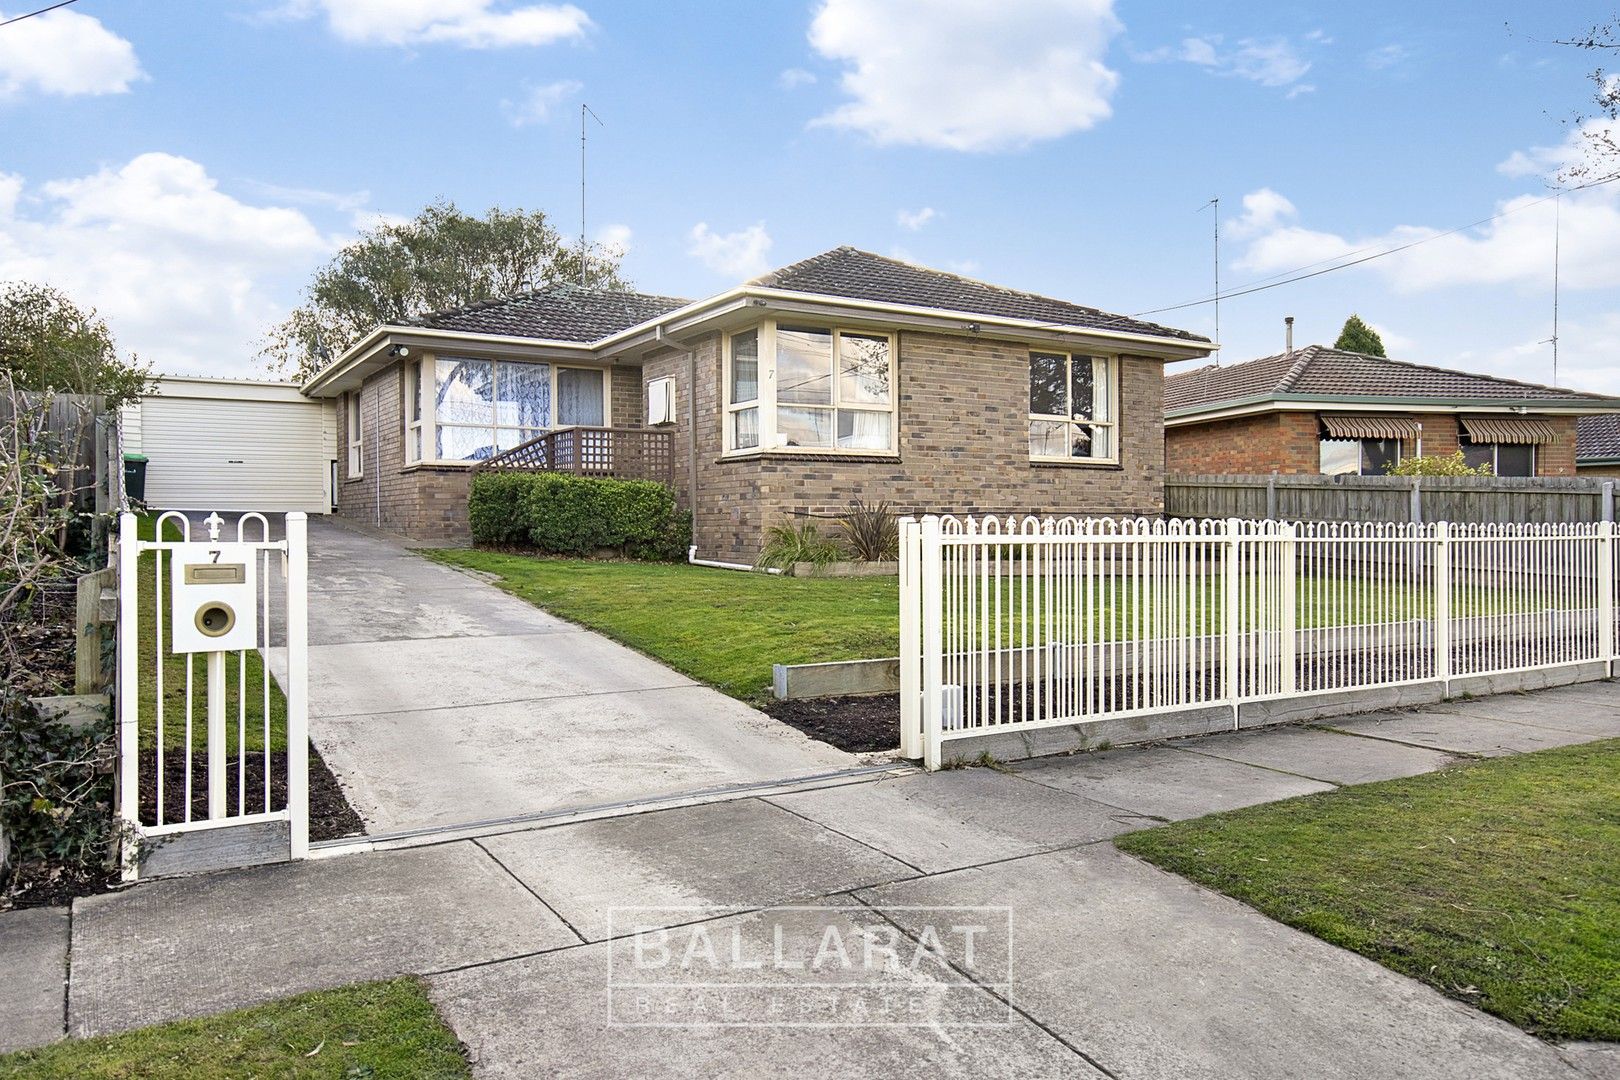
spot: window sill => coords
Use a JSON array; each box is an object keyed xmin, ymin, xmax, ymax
[
  {"xmin": 1029, "ymin": 458, "xmax": 1122, "ymax": 470},
  {"xmin": 719, "ymin": 449, "xmax": 901, "ymax": 464},
  {"xmin": 401, "ymin": 461, "xmax": 475, "ymax": 472}
]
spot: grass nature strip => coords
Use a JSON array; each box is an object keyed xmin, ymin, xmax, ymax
[
  {"xmin": 1115, "ymin": 737, "xmax": 1620, "ymax": 1041},
  {"xmin": 0, "ymin": 978, "xmax": 469, "ymax": 1079}
]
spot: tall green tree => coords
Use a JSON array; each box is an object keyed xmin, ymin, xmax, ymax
[
  {"xmin": 1334, "ymin": 314, "xmax": 1387, "ymax": 356},
  {"xmin": 0, "ymin": 283, "xmax": 151, "ymax": 409},
  {"xmin": 261, "ymin": 201, "xmax": 630, "ymax": 381}
]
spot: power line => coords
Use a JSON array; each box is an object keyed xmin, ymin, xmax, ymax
[
  {"xmin": 0, "ymin": 0, "xmax": 81, "ymax": 28},
  {"xmin": 1131, "ymin": 174, "xmax": 1619, "ymax": 319}
]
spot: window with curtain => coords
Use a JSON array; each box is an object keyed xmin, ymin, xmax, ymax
[
  {"xmin": 1319, "ymin": 438, "xmax": 1401, "ymax": 475},
  {"xmin": 723, "ymin": 323, "xmax": 895, "ymax": 454},
  {"xmin": 427, "ymin": 359, "xmax": 607, "ymax": 463},
  {"xmin": 1028, "ymin": 352, "xmax": 1115, "ymax": 462},
  {"xmin": 1461, "ymin": 438, "xmax": 1533, "ymax": 477},
  {"xmin": 346, "ymin": 391, "xmax": 363, "ymax": 476}
]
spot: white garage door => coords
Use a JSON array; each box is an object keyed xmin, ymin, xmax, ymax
[{"xmin": 141, "ymin": 394, "xmax": 332, "ymax": 513}]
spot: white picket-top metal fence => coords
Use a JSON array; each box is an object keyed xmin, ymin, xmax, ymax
[
  {"xmin": 899, "ymin": 515, "xmax": 1618, "ymax": 769},
  {"xmin": 115, "ymin": 511, "xmax": 309, "ymax": 876}
]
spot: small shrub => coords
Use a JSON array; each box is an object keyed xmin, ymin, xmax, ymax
[
  {"xmin": 468, "ymin": 471, "xmax": 687, "ymax": 561},
  {"xmin": 1391, "ymin": 452, "xmax": 1492, "ymax": 477},
  {"xmin": 836, "ymin": 500, "xmax": 898, "ymax": 562},
  {"xmin": 467, "ymin": 471, "xmax": 537, "ymax": 545},
  {"xmin": 1, "ymin": 692, "xmax": 117, "ymax": 893},
  {"xmin": 757, "ymin": 520, "xmax": 842, "ymax": 570}
]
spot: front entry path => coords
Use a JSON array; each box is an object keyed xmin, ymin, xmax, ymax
[{"xmin": 289, "ymin": 518, "xmax": 857, "ymax": 836}]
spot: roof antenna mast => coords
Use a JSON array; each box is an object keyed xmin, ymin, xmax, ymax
[
  {"xmin": 1551, "ymin": 192, "xmax": 1561, "ymax": 386},
  {"xmin": 1199, "ymin": 197, "xmax": 1220, "ymax": 364},
  {"xmin": 580, "ymin": 103, "xmax": 603, "ymax": 288}
]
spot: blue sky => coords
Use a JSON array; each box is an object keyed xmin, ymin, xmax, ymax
[{"xmin": 1, "ymin": 0, "xmax": 1615, "ymax": 391}]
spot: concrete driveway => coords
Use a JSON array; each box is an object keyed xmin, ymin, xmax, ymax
[{"xmin": 295, "ymin": 518, "xmax": 858, "ymax": 835}]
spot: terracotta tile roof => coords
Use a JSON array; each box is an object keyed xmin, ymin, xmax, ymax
[
  {"xmin": 1166, "ymin": 345, "xmax": 1608, "ymax": 414},
  {"xmin": 750, "ymin": 246, "xmax": 1209, "ymax": 343},
  {"xmin": 407, "ymin": 284, "xmax": 688, "ymax": 342},
  {"xmin": 1578, "ymin": 414, "xmax": 1620, "ymax": 461}
]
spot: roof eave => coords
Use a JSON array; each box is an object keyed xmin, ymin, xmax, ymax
[{"xmin": 301, "ymin": 324, "xmax": 598, "ymax": 397}]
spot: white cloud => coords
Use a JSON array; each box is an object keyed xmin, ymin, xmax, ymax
[
  {"xmin": 501, "ymin": 78, "xmax": 582, "ymax": 125},
  {"xmin": 778, "ymin": 67, "xmax": 817, "ymax": 90},
  {"xmin": 1229, "ymin": 188, "xmax": 1298, "ymax": 238},
  {"xmin": 594, "ymin": 223, "xmax": 631, "ymax": 258},
  {"xmin": 0, "ymin": 7, "xmax": 142, "ymax": 98},
  {"xmin": 897, "ymin": 206, "xmax": 937, "ymax": 231},
  {"xmin": 1366, "ymin": 320, "xmax": 1416, "ymax": 356},
  {"xmin": 0, "ymin": 154, "xmax": 332, "ymax": 376},
  {"xmin": 687, "ymin": 222, "xmax": 771, "ymax": 278},
  {"xmin": 807, "ymin": 0, "xmax": 1122, "ymax": 152},
  {"xmin": 1139, "ymin": 33, "xmax": 1315, "ymax": 92},
  {"xmin": 1231, "ymin": 181, "xmax": 1620, "ymax": 294},
  {"xmin": 279, "ymin": 0, "xmax": 591, "ymax": 49},
  {"xmin": 1498, "ymin": 118, "xmax": 1617, "ymax": 181},
  {"xmin": 238, "ymin": 179, "xmax": 372, "ymax": 213},
  {"xmin": 1364, "ymin": 43, "xmax": 1411, "ymax": 71}
]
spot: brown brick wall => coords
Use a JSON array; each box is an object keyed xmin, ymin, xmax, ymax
[
  {"xmin": 1166, "ymin": 410, "xmax": 1581, "ymax": 478},
  {"xmin": 1165, "ymin": 412, "xmax": 1320, "ymax": 474},
  {"xmin": 670, "ymin": 330, "xmax": 1167, "ymax": 564},
  {"xmin": 335, "ymin": 359, "xmax": 470, "ymax": 541}
]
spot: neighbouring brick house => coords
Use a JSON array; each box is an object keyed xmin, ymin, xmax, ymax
[
  {"xmin": 1165, "ymin": 345, "xmax": 1620, "ymax": 479},
  {"xmin": 302, "ymin": 247, "xmax": 1213, "ymax": 562}
]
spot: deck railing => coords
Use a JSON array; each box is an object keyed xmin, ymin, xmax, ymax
[{"xmin": 475, "ymin": 426, "xmax": 675, "ymax": 488}]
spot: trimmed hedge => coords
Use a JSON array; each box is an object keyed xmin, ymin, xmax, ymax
[{"xmin": 468, "ymin": 471, "xmax": 691, "ymax": 562}]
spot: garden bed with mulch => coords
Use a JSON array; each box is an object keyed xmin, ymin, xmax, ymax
[
  {"xmin": 137, "ymin": 745, "xmax": 365, "ymax": 843},
  {"xmin": 763, "ymin": 693, "xmax": 900, "ymax": 753}
]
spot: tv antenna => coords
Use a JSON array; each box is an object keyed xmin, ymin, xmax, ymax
[
  {"xmin": 1542, "ymin": 192, "xmax": 1561, "ymax": 385},
  {"xmin": 1199, "ymin": 197, "xmax": 1220, "ymax": 362},
  {"xmin": 580, "ymin": 103, "xmax": 603, "ymax": 288}
]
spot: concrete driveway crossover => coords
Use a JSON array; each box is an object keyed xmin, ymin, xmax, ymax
[{"xmin": 299, "ymin": 519, "xmax": 858, "ymax": 834}]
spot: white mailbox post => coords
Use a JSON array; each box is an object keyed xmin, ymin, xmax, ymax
[{"xmin": 167, "ymin": 524, "xmax": 262, "ymax": 820}]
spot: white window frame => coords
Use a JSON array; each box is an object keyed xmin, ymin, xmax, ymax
[
  {"xmin": 346, "ymin": 391, "xmax": 363, "ymax": 478},
  {"xmin": 412, "ymin": 355, "xmax": 612, "ymax": 467},
  {"xmin": 722, "ymin": 320, "xmax": 898, "ymax": 457},
  {"xmin": 1028, "ymin": 351, "xmax": 1119, "ymax": 465},
  {"xmin": 403, "ymin": 361, "xmax": 423, "ymax": 465}
]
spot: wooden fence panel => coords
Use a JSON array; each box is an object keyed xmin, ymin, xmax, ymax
[{"xmin": 1167, "ymin": 473, "xmax": 1617, "ymax": 525}]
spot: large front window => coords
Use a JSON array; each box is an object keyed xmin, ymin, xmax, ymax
[
  {"xmin": 723, "ymin": 323, "xmax": 896, "ymax": 454},
  {"xmin": 428, "ymin": 357, "xmax": 605, "ymax": 463},
  {"xmin": 1461, "ymin": 438, "xmax": 1533, "ymax": 477},
  {"xmin": 1029, "ymin": 352, "xmax": 1116, "ymax": 462}
]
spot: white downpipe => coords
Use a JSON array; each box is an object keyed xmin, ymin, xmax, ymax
[{"xmin": 688, "ymin": 545, "xmax": 783, "ymax": 574}]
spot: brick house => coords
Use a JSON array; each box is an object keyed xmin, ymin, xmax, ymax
[
  {"xmin": 1165, "ymin": 345, "xmax": 1619, "ymax": 479},
  {"xmin": 301, "ymin": 247, "xmax": 1213, "ymax": 562}
]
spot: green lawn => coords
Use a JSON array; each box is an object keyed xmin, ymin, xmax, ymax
[
  {"xmin": 0, "ymin": 978, "xmax": 469, "ymax": 1079},
  {"xmin": 427, "ymin": 550, "xmax": 898, "ymax": 699},
  {"xmin": 134, "ymin": 515, "xmax": 288, "ymax": 752},
  {"xmin": 425, "ymin": 548, "xmax": 1544, "ymax": 702},
  {"xmin": 1115, "ymin": 739, "xmax": 1620, "ymax": 1041}
]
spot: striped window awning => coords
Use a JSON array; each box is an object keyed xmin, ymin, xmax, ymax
[
  {"xmin": 1319, "ymin": 414, "xmax": 1422, "ymax": 440},
  {"xmin": 1460, "ymin": 416, "xmax": 1560, "ymax": 445}
]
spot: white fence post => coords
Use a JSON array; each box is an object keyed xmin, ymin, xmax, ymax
[
  {"xmin": 898, "ymin": 517, "xmax": 921, "ymax": 760},
  {"xmin": 1434, "ymin": 521, "xmax": 1451, "ymax": 694},
  {"xmin": 1599, "ymin": 520, "xmax": 1614, "ymax": 678},
  {"xmin": 1222, "ymin": 517, "xmax": 1242, "ymax": 729},
  {"xmin": 920, "ymin": 515, "xmax": 944, "ymax": 771},
  {"xmin": 1279, "ymin": 522, "xmax": 1298, "ymax": 696},
  {"xmin": 286, "ymin": 512, "xmax": 310, "ymax": 859},
  {"xmin": 116, "ymin": 512, "xmax": 139, "ymax": 873}
]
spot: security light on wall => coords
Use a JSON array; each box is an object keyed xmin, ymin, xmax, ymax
[{"xmin": 388, "ymin": 345, "xmax": 411, "ymax": 359}]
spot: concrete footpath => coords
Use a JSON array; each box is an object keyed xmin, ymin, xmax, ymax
[{"xmin": 4, "ymin": 682, "xmax": 1620, "ymax": 1076}]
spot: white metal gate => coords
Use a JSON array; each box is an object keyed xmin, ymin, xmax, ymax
[
  {"xmin": 900, "ymin": 515, "xmax": 1618, "ymax": 770},
  {"xmin": 115, "ymin": 510, "xmax": 309, "ymax": 878}
]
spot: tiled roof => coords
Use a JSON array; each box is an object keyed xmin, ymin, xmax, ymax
[
  {"xmin": 750, "ymin": 246, "xmax": 1209, "ymax": 344},
  {"xmin": 407, "ymin": 284, "xmax": 688, "ymax": 343},
  {"xmin": 1166, "ymin": 345, "xmax": 1608, "ymax": 413},
  {"xmin": 1578, "ymin": 414, "xmax": 1620, "ymax": 461}
]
